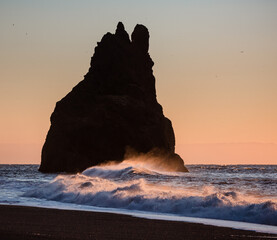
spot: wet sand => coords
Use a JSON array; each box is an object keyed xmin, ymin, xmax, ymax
[{"xmin": 0, "ymin": 205, "xmax": 276, "ymax": 240}]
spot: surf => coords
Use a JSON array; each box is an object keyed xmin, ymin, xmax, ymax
[{"xmin": 23, "ymin": 161, "xmax": 277, "ymax": 226}]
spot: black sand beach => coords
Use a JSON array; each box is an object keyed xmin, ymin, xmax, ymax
[{"xmin": 0, "ymin": 205, "xmax": 276, "ymax": 240}]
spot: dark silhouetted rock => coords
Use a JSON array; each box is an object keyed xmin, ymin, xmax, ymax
[{"xmin": 39, "ymin": 22, "xmax": 188, "ymax": 173}]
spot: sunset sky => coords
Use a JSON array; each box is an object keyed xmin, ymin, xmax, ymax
[{"xmin": 1, "ymin": 0, "xmax": 277, "ymax": 164}]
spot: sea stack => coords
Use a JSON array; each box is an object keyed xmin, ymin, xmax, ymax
[{"xmin": 39, "ymin": 22, "xmax": 188, "ymax": 173}]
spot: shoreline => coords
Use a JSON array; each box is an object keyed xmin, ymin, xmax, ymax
[
  {"xmin": 3, "ymin": 203, "xmax": 277, "ymax": 234},
  {"xmin": 0, "ymin": 205, "xmax": 276, "ymax": 240}
]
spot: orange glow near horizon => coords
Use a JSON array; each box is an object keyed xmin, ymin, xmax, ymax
[{"xmin": 176, "ymin": 143, "xmax": 277, "ymax": 165}]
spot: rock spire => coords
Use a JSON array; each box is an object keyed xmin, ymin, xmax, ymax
[{"xmin": 39, "ymin": 22, "xmax": 188, "ymax": 173}]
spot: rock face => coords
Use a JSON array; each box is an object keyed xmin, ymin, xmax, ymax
[{"xmin": 39, "ymin": 22, "xmax": 188, "ymax": 173}]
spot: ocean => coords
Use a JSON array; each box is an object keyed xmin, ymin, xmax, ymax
[{"xmin": 0, "ymin": 162, "xmax": 277, "ymax": 233}]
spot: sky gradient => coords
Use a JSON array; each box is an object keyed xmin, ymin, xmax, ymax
[{"xmin": 1, "ymin": 0, "xmax": 277, "ymax": 164}]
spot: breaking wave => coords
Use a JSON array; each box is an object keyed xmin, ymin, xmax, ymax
[{"xmin": 23, "ymin": 161, "xmax": 277, "ymax": 226}]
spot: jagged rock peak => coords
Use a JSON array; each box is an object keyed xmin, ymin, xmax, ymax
[
  {"xmin": 114, "ymin": 22, "xmax": 150, "ymax": 53},
  {"xmin": 131, "ymin": 24, "xmax": 149, "ymax": 53},
  {"xmin": 115, "ymin": 22, "xmax": 130, "ymax": 43}
]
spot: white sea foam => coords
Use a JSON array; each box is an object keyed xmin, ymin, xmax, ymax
[{"xmin": 23, "ymin": 161, "xmax": 277, "ymax": 226}]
